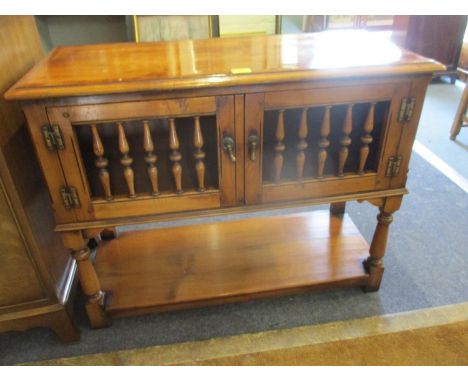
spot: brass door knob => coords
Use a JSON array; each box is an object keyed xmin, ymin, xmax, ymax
[
  {"xmin": 222, "ymin": 136, "xmax": 236, "ymax": 163},
  {"xmin": 247, "ymin": 135, "xmax": 259, "ymax": 161}
]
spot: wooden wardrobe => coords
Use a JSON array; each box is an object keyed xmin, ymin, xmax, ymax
[{"xmin": 0, "ymin": 16, "xmax": 79, "ymax": 342}]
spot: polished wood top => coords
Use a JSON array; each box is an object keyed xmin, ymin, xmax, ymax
[{"xmin": 5, "ymin": 30, "xmax": 445, "ymax": 100}]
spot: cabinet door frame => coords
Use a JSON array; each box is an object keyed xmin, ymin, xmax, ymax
[
  {"xmin": 244, "ymin": 79, "xmax": 412, "ymax": 205},
  {"xmin": 46, "ymin": 95, "xmax": 239, "ymax": 222}
]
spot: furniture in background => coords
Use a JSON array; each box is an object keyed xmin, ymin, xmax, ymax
[
  {"xmin": 396, "ymin": 16, "xmax": 467, "ymax": 83},
  {"xmin": 5, "ymin": 30, "xmax": 444, "ymax": 329},
  {"xmin": 302, "ymin": 15, "xmax": 467, "ymax": 84},
  {"xmin": 456, "ymin": 27, "xmax": 468, "ymax": 81},
  {"xmin": 450, "ymin": 82, "xmax": 468, "ymax": 140},
  {"xmin": 133, "ymin": 16, "xmax": 216, "ymax": 42},
  {"xmin": 217, "ymin": 16, "xmax": 279, "ymax": 37},
  {"xmin": 132, "ymin": 16, "xmax": 280, "ymax": 41},
  {"xmin": 0, "ymin": 16, "xmax": 79, "ymax": 342},
  {"xmin": 304, "ymin": 15, "xmax": 396, "ymax": 33}
]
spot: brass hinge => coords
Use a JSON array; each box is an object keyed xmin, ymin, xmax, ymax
[
  {"xmin": 60, "ymin": 186, "xmax": 81, "ymax": 209},
  {"xmin": 386, "ymin": 155, "xmax": 403, "ymax": 177},
  {"xmin": 398, "ymin": 97, "xmax": 416, "ymax": 123},
  {"xmin": 42, "ymin": 124, "xmax": 64, "ymax": 151}
]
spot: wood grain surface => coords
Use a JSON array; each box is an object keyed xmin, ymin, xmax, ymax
[
  {"xmin": 95, "ymin": 210, "xmax": 369, "ymax": 316},
  {"xmin": 5, "ymin": 30, "xmax": 445, "ymax": 99}
]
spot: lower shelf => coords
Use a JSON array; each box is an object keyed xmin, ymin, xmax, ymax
[{"xmin": 95, "ymin": 210, "xmax": 370, "ymax": 317}]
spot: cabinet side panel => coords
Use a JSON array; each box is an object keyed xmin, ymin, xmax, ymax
[{"xmin": 0, "ymin": 174, "xmax": 45, "ymax": 306}]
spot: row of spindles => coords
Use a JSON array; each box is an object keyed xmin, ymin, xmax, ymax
[
  {"xmin": 273, "ymin": 103, "xmax": 376, "ymax": 181},
  {"xmin": 90, "ymin": 117, "xmax": 206, "ymax": 200}
]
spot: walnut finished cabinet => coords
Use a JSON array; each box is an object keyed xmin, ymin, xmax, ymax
[
  {"xmin": 0, "ymin": 16, "xmax": 79, "ymax": 342},
  {"xmin": 5, "ymin": 31, "xmax": 444, "ymax": 329}
]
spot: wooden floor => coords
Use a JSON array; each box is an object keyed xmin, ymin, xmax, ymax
[{"xmin": 95, "ymin": 210, "xmax": 369, "ymax": 317}]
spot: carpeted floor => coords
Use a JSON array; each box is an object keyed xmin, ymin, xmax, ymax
[
  {"xmin": 23, "ymin": 303, "xmax": 468, "ymax": 365},
  {"xmin": 192, "ymin": 321, "xmax": 468, "ymax": 366},
  {"xmin": 1, "ymin": 82, "xmax": 467, "ymax": 365},
  {"xmin": 417, "ymin": 79, "xmax": 468, "ymax": 178}
]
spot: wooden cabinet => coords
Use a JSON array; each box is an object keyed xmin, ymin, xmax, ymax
[
  {"xmin": 5, "ymin": 30, "xmax": 444, "ymax": 329},
  {"xmin": 0, "ymin": 16, "xmax": 78, "ymax": 341}
]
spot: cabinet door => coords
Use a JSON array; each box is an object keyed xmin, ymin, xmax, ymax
[
  {"xmin": 245, "ymin": 80, "xmax": 410, "ymax": 205},
  {"xmin": 46, "ymin": 96, "xmax": 238, "ymax": 221}
]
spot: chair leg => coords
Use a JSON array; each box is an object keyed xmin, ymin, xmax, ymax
[{"xmin": 450, "ymin": 82, "xmax": 468, "ymax": 140}]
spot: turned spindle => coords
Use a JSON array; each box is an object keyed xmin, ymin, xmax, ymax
[
  {"xmin": 91, "ymin": 124, "xmax": 112, "ymax": 201},
  {"xmin": 61, "ymin": 231, "xmax": 109, "ymax": 329},
  {"xmin": 143, "ymin": 120, "xmax": 159, "ymax": 196},
  {"xmin": 117, "ymin": 122, "xmax": 136, "ymax": 198},
  {"xmin": 296, "ymin": 108, "xmax": 308, "ymax": 179},
  {"xmin": 274, "ymin": 110, "xmax": 286, "ymax": 182},
  {"xmin": 169, "ymin": 118, "xmax": 183, "ymax": 194},
  {"xmin": 364, "ymin": 209, "xmax": 394, "ymax": 291},
  {"xmin": 358, "ymin": 103, "xmax": 376, "ymax": 175},
  {"xmin": 317, "ymin": 106, "xmax": 331, "ymax": 178},
  {"xmin": 338, "ymin": 104, "xmax": 353, "ymax": 176},
  {"xmin": 193, "ymin": 116, "xmax": 206, "ymax": 192}
]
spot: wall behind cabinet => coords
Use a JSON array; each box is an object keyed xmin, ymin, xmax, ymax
[{"xmin": 35, "ymin": 16, "xmax": 130, "ymax": 52}]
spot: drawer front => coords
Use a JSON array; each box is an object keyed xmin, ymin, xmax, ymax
[
  {"xmin": 245, "ymin": 80, "xmax": 411, "ymax": 204},
  {"xmin": 46, "ymin": 96, "xmax": 239, "ymax": 222}
]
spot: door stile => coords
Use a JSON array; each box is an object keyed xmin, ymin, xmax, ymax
[
  {"xmin": 47, "ymin": 107, "xmax": 94, "ymax": 222},
  {"xmin": 389, "ymin": 75, "xmax": 432, "ymax": 189},
  {"xmin": 216, "ymin": 95, "xmax": 238, "ymax": 207},
  {"xmin": 23, "ymin": 102, "xmax": 77, "ymax": 223},
  {"xmin": 244, "ymin": 93, "xmax": 265, "ymax": 205}
]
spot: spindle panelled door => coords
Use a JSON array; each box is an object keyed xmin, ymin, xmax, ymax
[
  {"xmin": 46, "ymin": 95, "xmax": 238, "ymax": 221},
  {"xmin": 244, "ymin": 81, "xmax": 411, "ymax": 204}
]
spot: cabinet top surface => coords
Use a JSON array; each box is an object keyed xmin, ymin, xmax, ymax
[{"xmin": 5, "ymin": 30, "xmax": 445, "ymax": 100}]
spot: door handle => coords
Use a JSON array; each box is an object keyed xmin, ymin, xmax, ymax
[
  {"xmin": 222, "ymin": 136, "xmax": 236, "ymax": 163},
  {"xmin": 247, "ymin": 135, "xmax": 259, "ymax": 161}
]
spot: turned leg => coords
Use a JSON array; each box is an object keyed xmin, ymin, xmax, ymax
[
  {"xmin": 330, "ymin": 201, "xmax": 346, "ymax": 216},
  {"xmin": 363, "ymin": 196, "xmax": 401, "ymax": 292},
  {"xmin": 61, "ymin": 231, "xmax": 110, "ymax": 328}
]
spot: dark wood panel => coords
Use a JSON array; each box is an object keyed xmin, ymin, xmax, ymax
[
  {"xmin": 0, "ymin": 16, "xmax": 44, "ymax": 148},
  {"xmin": 403, "ymin": 15, "xmax": 467, "ymax": 79}
]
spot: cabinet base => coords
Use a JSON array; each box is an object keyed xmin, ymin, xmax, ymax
[
  {"xmin": 95, "ymin": 210, "xmax": 370, "ymax": 319},
  {"xmin": 0, "ymin": 303, "xmax": 79, "ymax": 342}
]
